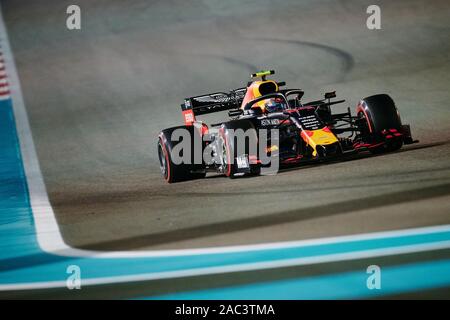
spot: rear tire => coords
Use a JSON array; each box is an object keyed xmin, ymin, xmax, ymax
[
  {"xmin": 158, "ymin": 126, "xmax": 206, "ymax": 183},
  {"xmin": 356, "ymin": 94, "xmax": 403, "ymax": 153}
]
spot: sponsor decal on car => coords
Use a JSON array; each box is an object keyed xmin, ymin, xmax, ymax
[{"xmin": 236, "ymin": 155, "xmax": 250, "ymax": 169}]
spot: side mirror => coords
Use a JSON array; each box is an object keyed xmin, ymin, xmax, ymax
[
  {"xmin": 228, "ymin": 109, "xmax": 243, "ymax": 117},
  {"xmin": 247, "ymin": 106, "xmax": 263, "ymax": 116},
  {"xmin": 324, "ymin": 91, "xmax": 336, "ymax": 99}
]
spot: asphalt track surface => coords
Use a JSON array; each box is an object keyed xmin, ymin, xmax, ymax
[{"xmin": 1, "ymin": 0, "xmax": 450, "ymax": 298}]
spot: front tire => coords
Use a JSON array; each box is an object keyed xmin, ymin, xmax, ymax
[
  {"xmin": 220, "ymin": 120, "xmax": 260, "ymax": 178},
  {"xmin": 356, "ymin": 94, "xmax": 403, "ymax": 153}
]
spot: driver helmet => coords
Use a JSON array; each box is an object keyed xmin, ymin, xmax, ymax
[{"xmin": 264, "ymin": 98, "xmax": 285, "ymax": 113}]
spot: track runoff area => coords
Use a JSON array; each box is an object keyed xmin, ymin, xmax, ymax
[{"xmin": 1, "ymin": 2, "xmax": 450, "ymax": 309}]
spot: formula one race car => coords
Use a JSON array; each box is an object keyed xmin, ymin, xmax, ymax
[{"xmin": 158, "ymin": 70, "xmax": 417, "ymax": 183}]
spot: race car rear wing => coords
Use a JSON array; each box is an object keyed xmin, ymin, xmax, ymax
[{"xmin": 181, "ymin": 88, "xmax": 247, "ymax": 125}]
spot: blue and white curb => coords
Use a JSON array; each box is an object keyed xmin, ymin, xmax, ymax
[{"xmin": 147, "ymin": 258, "xmax": 450, "ymax": 300}]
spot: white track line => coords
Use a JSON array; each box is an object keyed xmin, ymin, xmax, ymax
[
  {"xmin": 1, "ymin": 6, "xmax": 449, "ymax": 260},
  {"xmin": 1, "ymin": 240, "xmax": 450, "ymax": 291}
]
